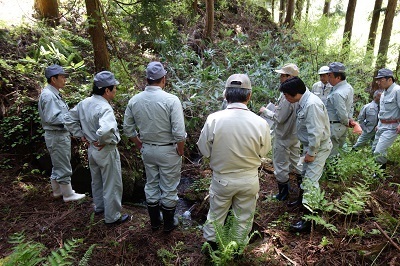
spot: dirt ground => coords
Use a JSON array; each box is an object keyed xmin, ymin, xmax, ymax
[
  {"xmin": 0, "ymin": 157, "xmax": 399, "ymax": 265},
  {"xmin": 0, "ymin": 2, "xmax": 399, "ymax": 265}
]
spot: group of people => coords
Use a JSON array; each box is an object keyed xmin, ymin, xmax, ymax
[
  {"xmin": 39, "ymin": 62, "xmax": 185, "ymax": 229},
  {"xmin": 38, "ymin": 60, "xmax": 400, "ymax": 250}
]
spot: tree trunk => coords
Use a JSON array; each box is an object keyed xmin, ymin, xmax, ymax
[
  {"xmin": 271, "ymin": 0, "xmax": 275, "ymax": 22},
  {"xmin": 341, "ymin": 0, "xmax": 357, "ymax": 54},
  {"xmin": 284, "ymin": 0, "xmax": 295, "ymax": 27},
  {"xmin": 294, "ymin": 0, "xmax": 305, "ymax": 22},
  {"xmin": 85, "ymin": 0, "xmax": 110, "ymax": 73},
  {"xmin": 191, "ymin": 0, "xmax": 199, "ymax": 17},
  {"xmin": 34, "ymin": 0, "xmax": 59, "ymax": 26},
  {"xmin": 396, "ymin": 47, "xmax": 400, "ymax": 79},
  {"xmin": 366, "ymin": 0, "xmax": 383, "ymax": 55},
  {"xmin": 323, "ymin": 0, "xmax": 331, "ymax": 16},
  {"xmin": 204, "ymin": 0, "xmax": 214, "ymax": 41},
  {"xmin": 279, "ymin": 0, "xmax": 285, "ymax": 24},
  {"xmin": 375, "ymin": 0, "xmax": 397, "ymax": 69},
  {"xmin": 305, "ymin": 0, "xmax": 311, "ymax": 20}
]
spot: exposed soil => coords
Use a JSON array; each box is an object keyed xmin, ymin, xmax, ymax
[
  {"xmin": 1, "ymin": 157, "xmax": 399, "ymax": 265},
  {"xmin": 1, "ymin": 3, "xmax": 400, "ymax": 265}
]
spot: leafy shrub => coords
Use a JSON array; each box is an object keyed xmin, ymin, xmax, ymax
[
  {"xmin": 322, "ymin": 149, "xmax": 384, "ymax": 183},
  {"xmin": 0, "ymin": 93, "xmax": 44, "ymax": 160},
  {"xmin": 387, "ymin": 138, "xmax": 400, "ymax": 166}
]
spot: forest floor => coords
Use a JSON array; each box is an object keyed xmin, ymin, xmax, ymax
[
  {"xmin": 1, "ymin": 2, "xmax": 400, "ymax": 265},
  {"xmin": 0, "ymin": 158, "xmax": 400, "ymax": 265}
]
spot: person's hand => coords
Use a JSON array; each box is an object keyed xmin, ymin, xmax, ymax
[
  {"xmin": 304, "ymin": 153, "xmax": 315, "ymax": 163},
  {"xmin": 259, "ymin": 106, "xmax": 266, "ymax": 113},
  {"xmin": 176, "ymin": 147, "xmax": 184, "ymax": 156},
  {"xmin": 348, "ymin": 119, "xmax": 356, "ymax": 128},
  {"xmin": 131, "ymin": 136, "xmax": 142, "ymax": 151},
  {"xmin": 93, "ymin": 141, "xmax": 105, "ymax": 151},
  {"xmin": 396, "ymin": 124, "xmax": 400, "ymax": 134}
]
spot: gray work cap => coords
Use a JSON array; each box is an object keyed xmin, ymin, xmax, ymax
[
  {"xmin": 94, "ymin": 71, "xmax": 120, "ymax": 88},
  {"xmin": 375, "ymin": 68, "xmax": 393, "ymax": 78},
  {"xmin": 328, "ymin": 62, "xmax": 346, "ymax": 73},
  {"xmin": 146, "ymin": 61, "xmax": 167, "ymax": 80},
  {"xmin": 45, "ymin": 64, "xmax": 69, "ymax": 79}
]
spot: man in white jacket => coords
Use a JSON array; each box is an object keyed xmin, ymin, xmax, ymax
[{"xmin": 198, "ymin": 74, "xmax": 271, "ymax": 250}]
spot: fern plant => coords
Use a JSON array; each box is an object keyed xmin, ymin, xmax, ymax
[
  {"xmin": 334, "ymin": 181, "xmax": 371, "ymax": 228},
  {"xmin": 322, "ymin": 149, "xmax": 384, "ymax": 183},
  {"xmin": 302, "ymin": 180, "xmax": 337, "ymax": 233},
  {"xmin": 78, "ymin": 244, "xmax": 96, "ymax": 266},
  {"xmin": 1, "ymin": 232, "xmax": 85, "ymax": 266},
  {"xmin": 202, "ymin": 210, "xmax": 259, "ymax": 265},
  {"xmin": 1, "ymin": 233, "xmax": 46, "ymax": 266}
]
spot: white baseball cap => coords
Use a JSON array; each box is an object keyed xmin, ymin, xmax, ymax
[{"xmin": 318, "ymin": 66, "xmax": 330, "ymax": 74}]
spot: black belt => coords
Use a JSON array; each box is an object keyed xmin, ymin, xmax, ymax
[
  {"xmin": 143, "ymin": 142, "xmax": 174, "ymax": 146},
  {"xmin": 329, "ymin": 121, "xmax": 341, "ymax": 124}
]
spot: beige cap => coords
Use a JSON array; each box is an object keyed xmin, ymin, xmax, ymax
[
  {"xmin": 225, "ymin": 74, "xmax": 252, "ymax": 90},
  {"xmin": 274, "ymin": 63, "xmax": 299, "ymax": 76}
]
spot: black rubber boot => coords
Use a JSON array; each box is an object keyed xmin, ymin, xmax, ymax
[
  {"xmin": 290, "ymin": 207, "xmax": 312, "ymax": 233},
  {"xmin": 161, "ymin": 205, "xmax": 179, "ymax": 233},
  {"xmin": 273, "ymin": 182, "xmax": 289, "ymax": 201},
  {"xmin": 289, "ymin": 219, "xmax": 311, "ymax": 233},
  {"xmin": 294, "ymin": 173, "xmax": 303, "ymax": 188},
  {"xmin": 147, "ymin": 201, "xmax": 162, "ymax": 231},
  {"xmin": 287, "ymin": 189, "xmax": 303, "ymax": 207},
  {"xmin": 287, "ymin": 174, "xmax": 303, "ymax": 207}
]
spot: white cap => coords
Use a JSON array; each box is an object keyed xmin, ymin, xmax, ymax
[{"xmin": 318, "ymin": 66, "xmax": 330, "ymax": 74}]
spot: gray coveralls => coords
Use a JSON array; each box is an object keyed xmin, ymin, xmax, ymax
[
  {"xmin": 325, "ymin": 80, "xmax": 354, "ymax": 156},
  {"xmin": 123, "ymin": 86, "xmax": 186, "ymax": 208},
  {"xmin": 372, "ymin": 83, "xmax": 400, "ymax": 164},
  {"xmin": 296, "ymin": 90, "xmax": 332, "ymax": 204},
  {"xmin": 311, "ymin": 81, "xmax": 333, "ymax": 106},
  {"xmin": 63, "ymin": 95, "xmax": 123, "ymax": 223},
  {"xmin": 263, "ymin": 93, "xmax": 302, "ymax": 183},
  {"xmin": 38, "ymin": 84, "xmax": 72, "ymax": 184},
  {"xmin": 353, "ymin": 101, "xmax": 379, "ymax": 149}
]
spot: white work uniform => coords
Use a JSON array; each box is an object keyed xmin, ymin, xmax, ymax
[
  {"xmin": 38, "ymin": 84, "xmax": 72, "ymax": 184},
  {"xmin": 63, "ymin": 95, "xmax": 123, "ymax": 223},
  {"xmin": 197, "ymin": 102, "xmax": 271, "ymax": 242}
]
